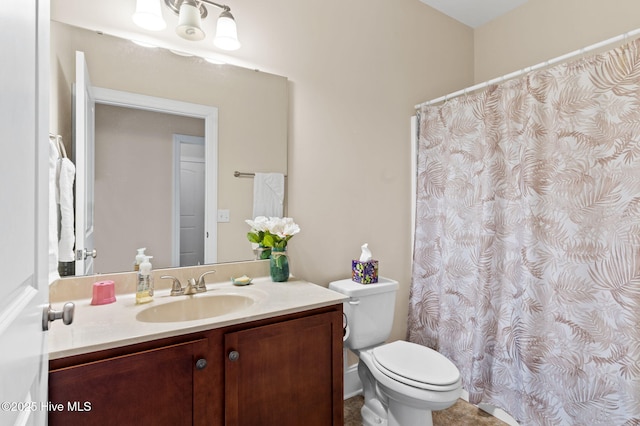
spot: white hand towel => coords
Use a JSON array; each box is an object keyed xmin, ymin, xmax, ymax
[
  {"xmin": 252, "ymin": 173, "xmax": 285, "ymax": 218},
  {"xmin": 48, "ymin": 139, "xmax": 61, "ymax": 283},
  {"xmin": 57, "ymin": 157, "xmax": 76, "ymax": 262}
]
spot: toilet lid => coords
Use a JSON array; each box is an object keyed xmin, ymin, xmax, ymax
[{"xmin": 372, "ymin": 341, "xmax": 460, "ymax": 388}]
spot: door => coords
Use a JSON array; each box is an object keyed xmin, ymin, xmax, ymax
[
  {"xmin": 173, "ymin": 135, "xmax": 206, "ymax": 266},
  {"xmin": 0, "ymin": 1, "xmax": 50, "ymax": 425},
  {"xmin": 73, "ymin": 51, "xmax": 96, "ymax": 275},
  {"xmin": 48, "ymin": 339, "xmax": 209, "ymax": 426},
  {"xmin": 224, "ymin": 312, "xmax": 344, "ymax": 426}
]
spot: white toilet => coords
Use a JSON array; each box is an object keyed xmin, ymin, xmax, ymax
[{"xmin": 329, "ymin": 277, "xmax": 462, "ymax": 426}]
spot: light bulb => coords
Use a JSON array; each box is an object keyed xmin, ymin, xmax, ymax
[
  {"xmin": 132, "ymin": 0, "xmax": 166, "ymax": 31},
  {"xmin": 213, "ymin": 11, "xmax": 241, "ymax": 51},
  {"xmin": 176, "ymin": 1, "xmax": 205, "ymax": 41}
]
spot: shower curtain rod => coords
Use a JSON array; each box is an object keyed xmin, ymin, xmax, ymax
[{"xmin": 415, "ymin": 27, "xmax": 640, "ymax": 109}]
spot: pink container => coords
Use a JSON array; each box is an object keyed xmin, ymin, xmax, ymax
[{"xmin": 90, "ymin": 280, "xmax": 116, "ymax": 305}]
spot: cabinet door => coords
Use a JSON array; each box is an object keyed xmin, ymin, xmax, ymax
[
  {"xmin": 225, "ymin": 311, "xmax": 343, "ymax": 426},
  {"xmin": 49, "ymin": 338, "xmax": 209, "ymax": 426}
]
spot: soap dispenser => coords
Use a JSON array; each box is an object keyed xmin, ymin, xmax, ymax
[
  {"xmin": 134, "ymin": 247, "xmax": 146, "ymax": 271},
  {"xmin": 136, "ymin": 255, "xmax": 154, "ymax": 304}
]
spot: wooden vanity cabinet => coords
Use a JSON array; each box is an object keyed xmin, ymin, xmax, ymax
[
  {"xmin": 48, "ymin": 338, "xmax": 210, "ymax": 426},
  {"xmin": 48, "ymin": 305, "xmax": 343, "ymax": 426}
]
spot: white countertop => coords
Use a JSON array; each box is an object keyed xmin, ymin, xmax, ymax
[{"xmin": 48, "ymin": 277, "xmax": 346, "ymax": 360}]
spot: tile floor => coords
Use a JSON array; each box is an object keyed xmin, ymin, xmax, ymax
[{"xmin": 344, "ymin": 395, "xmax": 509, "ymax": 425}]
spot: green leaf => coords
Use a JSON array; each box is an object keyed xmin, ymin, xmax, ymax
[
  {"xmin": 262, "ymin": 233, "xmax": 275, "ymax": 247},
  {"xmin": 247, "ymin": 232, "xmax": 261, "ymax": 243}
]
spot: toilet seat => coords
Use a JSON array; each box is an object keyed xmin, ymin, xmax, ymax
[{"xmin": 371, "ymin": 341, "xmax": 460, "ymax": 391}]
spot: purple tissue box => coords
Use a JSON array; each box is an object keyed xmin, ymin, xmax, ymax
[{"xmin": 352, "ymin": 260, "xmax": 379, "ymax": 284}]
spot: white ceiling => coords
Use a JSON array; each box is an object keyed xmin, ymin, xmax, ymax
[{"xmin": 420, "ymin": 0, "xmax": 529, "ymax": 28}]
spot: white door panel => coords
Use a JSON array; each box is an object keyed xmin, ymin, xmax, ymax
[
  {"xmin": 0, "ymin": 1, "xmax": 49, "ymax": 425},
  {"xmin": 179, "ymin": 159, "xmax": 205, "ymax": 266},
  {"xmin": 73, "ymin": 51, "xmax": 96, "ymax": 275},
  {"xmin": 172, "ymin": 135, "xmax": 207, "ymax": 267}
]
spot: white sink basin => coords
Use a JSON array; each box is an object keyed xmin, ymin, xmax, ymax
[{"xmin": 136, "ymin": 293, "xmax": 256, "ymax": 323}]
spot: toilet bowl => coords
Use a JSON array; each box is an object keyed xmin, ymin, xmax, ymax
[
  {"xmin": 358, "ymin": 341, "xmax": 462, "ymax": 426},
  {"xmin": 329, "ymin": 278, "xmax": 462, "ymax": 426}
]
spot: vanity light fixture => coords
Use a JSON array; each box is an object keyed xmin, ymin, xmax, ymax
[{"xmin": 133, "ymin": 0, "xmax": 241, "ymax": 51}]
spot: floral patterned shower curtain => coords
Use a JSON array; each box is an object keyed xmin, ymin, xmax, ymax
[{"xmin": 409, "ymin": 39, "xmax": 640, "ymax": 425}]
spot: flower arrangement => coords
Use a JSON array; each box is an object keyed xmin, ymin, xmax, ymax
[{"xmin": 246, "ymin": 216, "xmax": 301, "ymax": 250}]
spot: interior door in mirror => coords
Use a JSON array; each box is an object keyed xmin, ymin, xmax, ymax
[{"xmin": 73, "ymin": 50, "xmax": 96, "ymax": 275}]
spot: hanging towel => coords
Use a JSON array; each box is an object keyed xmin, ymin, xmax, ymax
[
  {"xmin": 57, "ymin": 156, "xmax": 76, "ymax": 262},
  {"xmin": 252, "ymin": 173, "xmax": 285, "ymax": 218},
  {"xmin": 48, "ymin": 139, "xmax": 61, "ymax": 283}
]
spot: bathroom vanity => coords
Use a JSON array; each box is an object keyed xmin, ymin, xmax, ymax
[{"xmin": 47, "ymin": 264, "xmax": 346, "ymax": 426}]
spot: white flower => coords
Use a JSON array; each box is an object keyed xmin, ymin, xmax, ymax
[
  {"xmin": 264, "ymin": 217, "xmax": 300, "ymax": 238},
  {"xmin": 245, "ymin": 216, "xmax": 270, "ymax": 232},
  {"xmin": 279, "ymin": 217, "xmax": 301, "ymax": 238},
  {"xmin": 266, "ymin": 217, "xmax": 284, "ymax": 235}
]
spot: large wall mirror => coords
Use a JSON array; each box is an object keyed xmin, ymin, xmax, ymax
[{"xmin": 50, "ymin": 20, "xmax": 288, "ymax": 276}]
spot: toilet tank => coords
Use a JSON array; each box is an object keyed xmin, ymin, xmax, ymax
[{"xmin": 329, "ymin": 277, "xmax": 398, "ymax": 350}]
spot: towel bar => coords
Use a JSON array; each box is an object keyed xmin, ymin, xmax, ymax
[{"xmin": 234, "ymin": 171, "xmax": 287, "ymax": 178}]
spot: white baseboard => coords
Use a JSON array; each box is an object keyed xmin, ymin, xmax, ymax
[
  {"xmin": 459, "ymin": 389, "xmax": 519, "ymax": 426},
  {"xmin": 344, "ymin": 363, "xmax": 362, "ymax": 399}
]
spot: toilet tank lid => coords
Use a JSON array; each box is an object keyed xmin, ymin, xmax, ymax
[{"xmin": 329, "ymin": 277, "xmax": 398, "ymax": 297}]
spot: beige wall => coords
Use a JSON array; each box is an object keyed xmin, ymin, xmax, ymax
[
  {"xmin": 474, "ymin": 0, "xmax": 640, "ymax": 82},
  {"xmin": 228, "ymin": 0, "xmax": 474, "ymax": 344}
]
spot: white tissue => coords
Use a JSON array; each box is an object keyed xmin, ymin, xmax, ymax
[{"xmin": 359, "ymin": 243, "xmax": 372, "ymax": 262}]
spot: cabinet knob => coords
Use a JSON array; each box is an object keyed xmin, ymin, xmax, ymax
[
  {"xmin": 195, "ymin": 358, "xmax": 207, "ymax": 370},
  {"xmin": 228, "ymin": 350, "xmax": 240, "ymax": 362}
]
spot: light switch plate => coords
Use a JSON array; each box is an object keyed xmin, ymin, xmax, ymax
[{"xmin": 217, "ymin": 209, "xmax": 230, "ymax": 223}]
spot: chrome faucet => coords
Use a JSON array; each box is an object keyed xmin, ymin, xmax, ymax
[
  {"xmin": 161, "ymin": 270, "xmax": 216, "ymax": 296},
  {"xmin": 183, "ymin": 278, "xmax": 198, "ymax": 295},
  {"xmin": 195, "ymin": 270, "xmax": 217, "ymax": 293},
  {"xmin": 161, "ymin": 275, "xmax": 184, "ymax": 296}
]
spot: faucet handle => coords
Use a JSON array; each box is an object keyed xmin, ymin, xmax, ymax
[
  {"xmin": 196, "ymin": 270, "xmax": 217, "ymax": 292},
  {"xmin": 161, "ymin": 275, "xmax": 183, "ymax": 296}
]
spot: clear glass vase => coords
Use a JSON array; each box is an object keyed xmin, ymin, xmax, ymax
[{"xmin": 269, "ymin": 248, "xmax": 289, "ymax": 282}]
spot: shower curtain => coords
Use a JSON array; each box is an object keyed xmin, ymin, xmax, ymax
[{"xmin": 409, "ymin": 39, "xmax": 640, "ymax": 425}]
